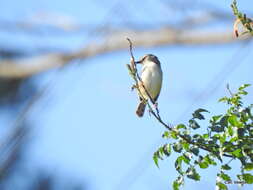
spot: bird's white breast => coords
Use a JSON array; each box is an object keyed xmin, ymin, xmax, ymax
[{"xmin": 140, "ymin": 61, "xmax": 163, "ymax": 100}]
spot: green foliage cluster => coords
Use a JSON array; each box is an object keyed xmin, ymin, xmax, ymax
[
  {"xmin": 153, "ymin": 84, "xmax": 253, "ymax": 190},
  {"xmin": 231, "ymin": 0, "xmax": 253, "ymax": 36}
]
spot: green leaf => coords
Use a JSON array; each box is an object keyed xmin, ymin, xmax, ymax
[
  {"xmin": 189, "ymin": 119, "xmax": 200, "ymax": 129},
  {"xmin": 190, "ymin": 147, "xmax": 199, "ymax": 156},
  {"xmin": 193, "ymin": 134, "xmax": 201, "ymax": 138},
  {"xmin": 173, "ymin": 180, "xmax": 179, "ymax": 190},
  {"xmin": 220, "ymin": 172, "xmax": 231, "ymax": 181},
  {"xmin": 239, "ymin": 84, "xmax": 251, "ymax": 91},
  {"xmin": 212, "ymin": 115, "xmax": 223, "ymax": 122},
  {"xmin": 219, "ymin": 133, "xmax": 227, "ymax": 144},
  {"xmin": 196, "ymin": 108, "xmax": 209, "ymax": 113},
  {"xmin": 237, "ymin": 174, "xmax": 243, "ymax": 181},
  {"xmin": 173, "ymin": 142, "xmax": 183, "ymax": 153},
  {"xmin": 196, "ymin": 137, "xmax": 205, "ymax": 144},
  {"xmin": 175, "ymin": 156, "xmax": 183, "ymax": 174},
  {"xmin": 242, "ymin": 173, "xmax": 253, "ymax": 184},
  {"xmin": 197, "ymin": 155, "xmax": 203, "ymax": 162},
  {"xmin": 182, "ymin": 141, "xmax": 190, "ymax": 151},
  {"xmin": 238, "ymin": 90, "xmax": 248, "ymax": 95},
  {"xmin": 162, "ymin": 131, "xmax": 169, "ymax": 138},
  {"xmin": 240, "ymin": 110, "xmax": 249, "ymax": 123},
  {"xmin": 219, "ymin": 97, "xmax": 228, "ymax": 103},
  {"xmin": 182, "ymin": 154, "xmax": 191, "ymax": 165},
  {"xmin": 199, "ymin": 161, "xmax": 209, "ymax": 169},
  {"xmin": 204, "ymin": 155, "xmax": 217, "ymax": 166},
  {"xmin": 198, "ymin": 155, "xmax": 216, "ymax": 168},
  {"xmin": 170, "ymin": 131, "xmax": 179, "ymax": 139},
  {"xmin": 231, "ymin": 149, "xmax": 242, "ymax": 157},
  {"xmin": 186, "ymin": 167, "xmax": 200, "ymax": 181},
  {"xmin": 183, "ymin": 134, "xmax": 191, "ymax": 141},
  {"xmin": 229, "ymin": 136, "xmax": 238, "ymax": 143},
  {"xmin": 228, "ymin": 115, "xmax": 240, "ymax": 127},
  {"xmin": 192, "ymin": 108, "xmax": 209, "ymax": 120},
  {"xmin": 210, "ymin": 125, "xmax": 224, "ymax": 133},
  {"xmin": 176, "ymin": 124, "xmax": 186, "ymax": 130},
  {"xmin": 227, "ymin": 126, "xmax": 234, "ymax": 136},
  {"xmin": 244, "ymin": 163, "xmax": 253, "ymax": 171},
  {"xmin": 163, "ymin": 144, "xmax": 171, "ymax": 157},
  {"xmin": 153, "ymin": 153, "xmax": 159, "ymax": 168},
  {"xmin": 216, "ymin": 182, "xmax": 228, "ymax": 190},
  {"xmin": 220, "ymin": 116, "xmax": 229, "ymax": 127},
  {"xmin": 158, "ymin": 147, "xmax": 164, "ymax": 158},
  {"xmin": 221, "ymin": 164, "xmax": 231, "ymax": 170},
  {"xmin": 174, "ymin": 176, "xmax": 184, "ymax": 187}
]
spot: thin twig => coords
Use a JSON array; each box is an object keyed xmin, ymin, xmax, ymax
[
  {"xmin": 226, "ymin": 83, "xmax": 234, "ymax": 97},
  {"xmin": 126, "ymin": 38, "xmax": 136, "ymax": 72}
]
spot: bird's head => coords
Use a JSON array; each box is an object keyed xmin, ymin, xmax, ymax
[{"xmin": 135, "ymin": 54, "xmax": 160, "ymax": 66}]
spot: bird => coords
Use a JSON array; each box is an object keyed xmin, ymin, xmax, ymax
[{"xmin": 135, "ymin": 54, "xmax": 163, "ymax": 117}]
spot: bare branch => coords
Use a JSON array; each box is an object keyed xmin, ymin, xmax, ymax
[
  {"xmin": 126, "ymin": 38, "xmax": 136, "ymax": 72},
  {"xmin": 0, "ymin": 53, "xmax": 68, "ymax": 78},
  {"xmin": 0, "ymin": 28, "xmax": 251, "ymax": 78}
]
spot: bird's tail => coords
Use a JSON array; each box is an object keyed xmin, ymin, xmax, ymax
[{"xmin": 136, "ymin": 102, "xmax": 146, "ymax": 117}]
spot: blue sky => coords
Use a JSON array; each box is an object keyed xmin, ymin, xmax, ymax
[{"xmin": 1, "ymin": 0, "xmax": 253, "ymax": 189}]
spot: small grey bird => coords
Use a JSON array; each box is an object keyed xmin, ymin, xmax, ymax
[{"xmin": 135, "ymin": 54, "xmax": 163, "ymax": 117}]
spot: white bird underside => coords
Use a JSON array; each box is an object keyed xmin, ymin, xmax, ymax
[{"xmin": 139, "ymin": 61, "xmax": 162, "ymax": 101}]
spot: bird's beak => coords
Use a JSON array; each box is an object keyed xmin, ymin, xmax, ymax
[{"xmin": 135, "ymin": 60, "xmax": 142, "ymax": 64}]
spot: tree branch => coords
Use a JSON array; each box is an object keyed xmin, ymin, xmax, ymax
[{"xmin": 0, "ymin": 28, "xmax": 251, "ymax": 78}]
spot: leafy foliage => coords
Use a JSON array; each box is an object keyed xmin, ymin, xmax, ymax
[
  {"xmin": 231, "ymin": 0, "xmax": 253, "ymax": 37},
  {"xmin": 153, "ymin": 84, "xmax": 253, "ymax": 190}
]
